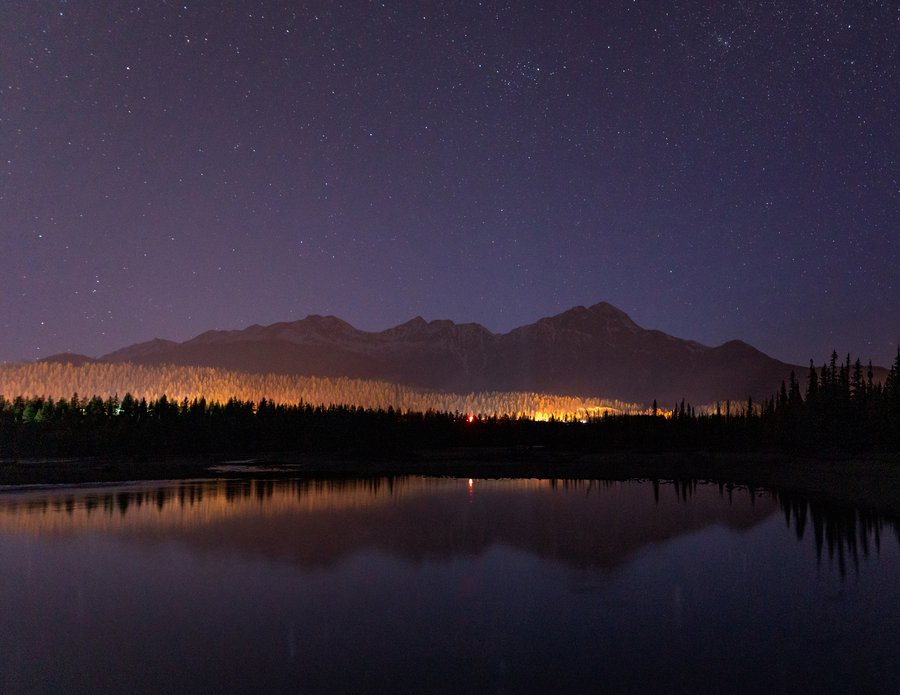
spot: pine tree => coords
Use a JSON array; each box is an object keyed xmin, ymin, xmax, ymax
[
  {"xmin": 851, "ymin": 358, "xmax": 864, "ymax": 404},
  {"xmin": 806, "ymin": 360, "xmax": 819, "ymax": 403},
  {"xmin": 788, "ymin": 371, "xmax": 802, "ymax": 408}
]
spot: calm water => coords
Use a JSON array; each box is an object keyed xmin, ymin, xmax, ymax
[{"xmin": 0, "ymin": 476, "xmax": 897, "ymax": 694}]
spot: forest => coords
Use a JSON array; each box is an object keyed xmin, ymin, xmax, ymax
[
  {"xmin": 0, "ymin": 361, "xmax": 637, "ymax": 421},
  {"xmin": 0, "ymin": 350, "xmax": 898, "ymax": 459}
]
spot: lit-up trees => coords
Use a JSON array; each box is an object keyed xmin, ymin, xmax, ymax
[{"xmin": 0, "ymin": 362, "xmax": 639, "ymax": 421}]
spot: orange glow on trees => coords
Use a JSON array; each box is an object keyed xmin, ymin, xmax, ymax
[{"xmin": 0, "ymin": 362, "xmax": 643, "ymax": 421}]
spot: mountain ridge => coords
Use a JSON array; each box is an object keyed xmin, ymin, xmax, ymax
[{"xmin": 40, "ymin": 302, "xmax": 821, "ymax": 406}]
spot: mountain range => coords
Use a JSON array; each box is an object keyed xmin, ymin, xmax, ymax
[{"xmin": 44, "ymin": 302, "xmax": 812, "ymax": 406}]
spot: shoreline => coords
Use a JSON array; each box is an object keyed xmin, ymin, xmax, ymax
[{"xmin": 1, "ymin": 449, "xmax": 899, "ymax": 516}]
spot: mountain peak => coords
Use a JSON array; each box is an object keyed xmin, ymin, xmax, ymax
[
  {"xmin": 587, "ymin": 301, "xmax": 632, "ymax": 318},
  {"xmin": 535, "ymin": 302, "xmax": 640, "ymax": 334},
  {"xmin": 302, "ymin": 314, "xmax": 353, "ymax": 328},
  {"xmin": 381, "ymin": 316, "xmax": 432, "ymax": 340}
]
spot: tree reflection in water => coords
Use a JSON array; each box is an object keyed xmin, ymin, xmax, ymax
[
  {"xmin": 0, "ymin": 475, "xmax": 897, "ymax": 693},
  {"xmin": 0, "ymin": 476, "xmax": 895, "ymax": 578},
  {"xmin": 775, "ymin": 490, "xmax": 897, "ymax": 577}
]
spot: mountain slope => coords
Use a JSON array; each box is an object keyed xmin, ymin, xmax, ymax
[{"xmin": 47, "ymin": 302, "xmax": 806, "ymax": 405}]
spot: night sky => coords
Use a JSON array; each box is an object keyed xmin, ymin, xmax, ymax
[{"xmin": 2, "ymin": 1, "xmax": 897, "ymax": 366}]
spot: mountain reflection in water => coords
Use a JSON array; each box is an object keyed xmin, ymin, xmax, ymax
[
  {"xmin": 1, "ymin": 476, "xmax": 898, "ymax": 694},
  {"xmin": 0, "ymin": 477, "xmax": 895, "ymax": 574}
]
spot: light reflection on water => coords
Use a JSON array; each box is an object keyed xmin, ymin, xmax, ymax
[{"xmin": 0, "ymin": 477, "xmax": 897, "ymax": 694}]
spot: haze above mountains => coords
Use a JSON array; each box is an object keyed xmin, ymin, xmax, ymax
[{"xmin": 43, "ymin": 302, "xmax": 820, "ymax": 406}]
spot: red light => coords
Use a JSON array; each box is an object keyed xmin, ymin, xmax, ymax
[{"xmin": 466, "ymin": 414, "xmax": 475, "ymax": 423}]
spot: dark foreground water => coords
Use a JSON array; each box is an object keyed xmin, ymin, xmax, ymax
[{"xmin": 0, "ymin": 477, "xmax": 897, "ymax": 694}]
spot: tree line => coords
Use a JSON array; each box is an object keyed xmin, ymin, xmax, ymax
[
  {"xmin": 634, "ymin": 349, "xmax": 900, "ymax": 453},
  {"xmin": 0, "ymin": 349, "xmax": 897, "ymax": 458},
  {"xmin": 0, "ymin": 361, "xmax": 636, "ymax": 421}
]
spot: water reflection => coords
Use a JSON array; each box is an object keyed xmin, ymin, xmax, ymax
[
  {"xmin": 0, "ymin": 477, "xmax": 896, "ymax": 574},
  {"xmin": 774, "ymin": 491, "xmax": 896, "ymax": 577},
  {"xmin": 1, "ymin": 477, "xmax": 898, "ymax": 694}
]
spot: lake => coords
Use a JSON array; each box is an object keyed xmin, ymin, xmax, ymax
[{"xmin": 0, "ymin": 476, "xmax": 897, "ymax": 694}]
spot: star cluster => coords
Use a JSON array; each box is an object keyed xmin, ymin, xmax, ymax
[{"xmin": 1, "ymin": 1, "xmax": 896, "ymax": 364}]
